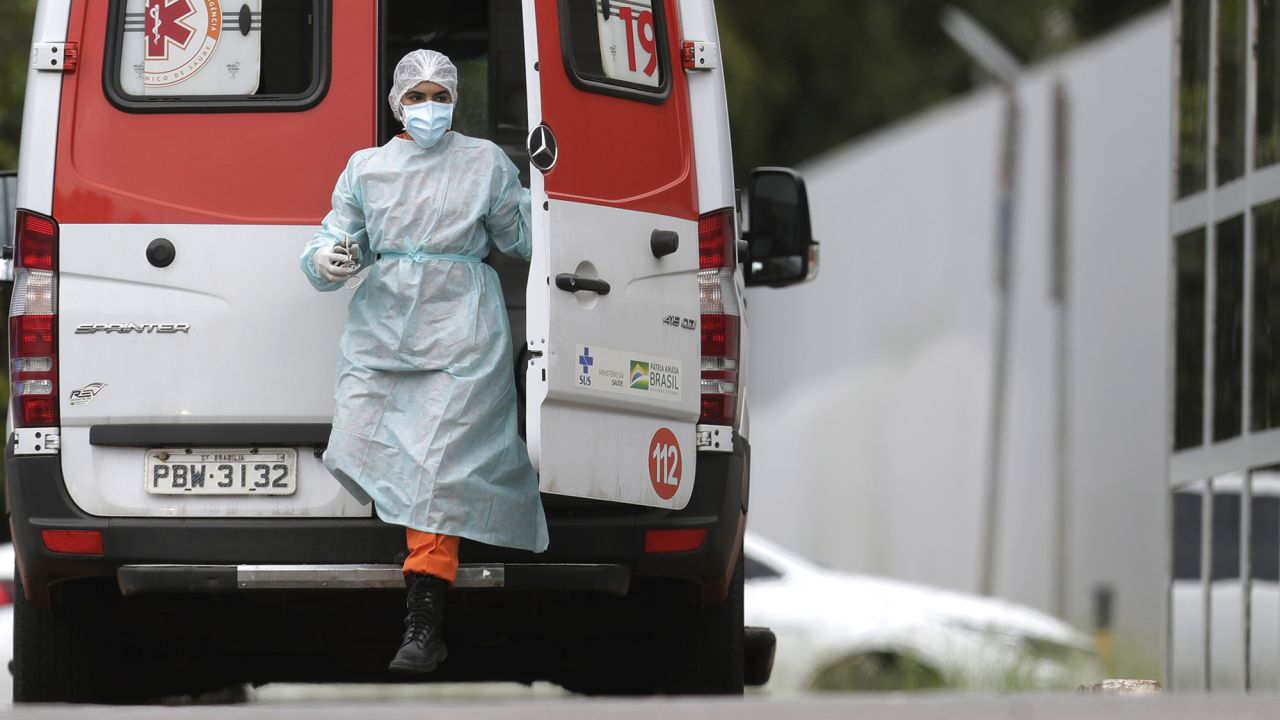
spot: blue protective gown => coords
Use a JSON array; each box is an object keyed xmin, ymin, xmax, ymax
[{"xmin": 300, "ymin": 132, "xmax": 548, "ymax": 553}]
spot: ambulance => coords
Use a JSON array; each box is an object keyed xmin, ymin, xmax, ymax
[{"xmin": 7, "ymin": 0, "xmax": 816, "ymax": 702}]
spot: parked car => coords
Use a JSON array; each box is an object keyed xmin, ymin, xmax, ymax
[
  {"xmin": 0, "ymin": 543, "xmax": 14, "ymax": 702},
  {"xmin": 744, "ymin": 533, "xmax": 1103, "ymax": 692}
]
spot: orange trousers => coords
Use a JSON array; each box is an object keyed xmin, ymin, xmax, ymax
[{"xmin": 403, "ymin": 529, "xmax": 461, "ymax": 585}]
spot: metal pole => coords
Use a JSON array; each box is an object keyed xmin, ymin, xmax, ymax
[
  {"xmin": 941, "ymin": 6, "xmax": 1024, "ymax": 598},
  {"xmin": 1050, "ymin": 80, "xmax": 1071, "ymax": 618},
  {"xmin": 979, "ymin": 87, "xmax": 1019, "ymax": 597}
]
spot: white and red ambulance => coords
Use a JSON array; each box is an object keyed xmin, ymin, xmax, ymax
[{"xmin": 7, "ymin": 0, "xmax": 815, "ymax": 702}]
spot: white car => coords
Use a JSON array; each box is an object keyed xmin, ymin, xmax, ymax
[
  {"xmin": 744, "ymin": 533, "xmax": 1103, "ymax": 693},
  {"xmin": 0, "ymin": 543, "xmax": 13, "ymax": 703}
]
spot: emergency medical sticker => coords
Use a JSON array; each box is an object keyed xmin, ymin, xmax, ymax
[
  {"xmin": 120, "ymin": 0, "xmax": 263, "ymax": 97},
  {"xmin": 593, "ymin": 0, "xmax": 662, "ymax": 88},
  {"xmin": 143, "ymin": 0, "xmax": 223, "ymax": 88},
  {"xmin": 577, "ymin": 345, "xmax": 681, "ymax": 402},
  {"xmin": 648, "ymin": 427, "xmax": 682, "ymax": 500}
]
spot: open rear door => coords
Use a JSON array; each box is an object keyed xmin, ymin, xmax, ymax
[{"xmin": 524, "ymin": 0, "xmax": 701, "ymax": 509}]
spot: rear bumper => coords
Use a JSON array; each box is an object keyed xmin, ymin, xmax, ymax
[{"xmin": 7, "ymin": 433, "xmax": 748, "ymax": 606}]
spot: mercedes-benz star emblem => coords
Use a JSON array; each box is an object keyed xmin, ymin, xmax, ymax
[{"xmin": 527, "ymin": 124, "xmax": 558, "ymax": 173}]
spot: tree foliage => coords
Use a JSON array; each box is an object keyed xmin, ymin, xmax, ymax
[
  {"xmin": 716, "ymin": 0, "xmax": 1164, "ymax": 179},
  {"xmin": 0, "ymin": 0, "xmax": 37, "ymax": 170},
  {"xmin": 0, "ymin": 0, "xmax": 1162, "ymax": 175}
]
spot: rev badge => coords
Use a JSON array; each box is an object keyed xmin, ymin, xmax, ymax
[{"xmin": 69, "ymin": 383, "xmax": 108, "ymax": 408}]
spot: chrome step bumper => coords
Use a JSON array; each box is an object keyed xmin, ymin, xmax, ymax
[{"xmin": 116, "ymin": 563, "xmax": 631, "ymax": 596}]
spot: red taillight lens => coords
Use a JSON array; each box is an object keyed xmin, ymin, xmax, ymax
[
  {"xmin": 699, "ymin": 209, "xmax": 740, "ymax": 426},
  {"xmin": 643, "ymin": 528, "xmax": 707, "ymax": 553},
  {"xmin": 701, "ymin": 312, "xmax": 740, "ymax": 359},
  {"xmin": 16, "ymin": 211, "xmax": 56, "ymax": 272},
  {"xmin": 11, "ymin": 314, "xmax": 55, "ymax": 356},
  {"xmin": 41, "ymin": 529, "xmax": 104, "ymax": 556},
  {"xmin": 10, "ymin": 210, "xmax": 60, "ymax": 429},
  {"xmin": 699, "ymin": 210, "xmax": 733, "ymax": 270},
  {"xmin": 18, "ymin": 397, "xmax": 58, "ymax": 426}
]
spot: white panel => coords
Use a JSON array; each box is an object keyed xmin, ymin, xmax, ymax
[
  {"xmin": 57, "ymin": 224, "xmax": 350, "ymax": 423},
  {"xmin": 1252, "ymin": 583, "xmax": 1280, "ymax": 692},
  {"xmin": 535, "ymin": 201, "xmax": 700, "ymax": 508},
  {"xmin": 1171, "ymin": 582, "xmax": 1208, "ymax": 691},
  {"xmin": 56, "ymin": 223, "xmax": 360, "ymax": 517},
  {"xmin": 523, "ymin": 0, "xmax": 548, "ymax": 469},
  {"xmin": 62, "ymin": 427, "xmax": 370, "ymax": 518},
  {"xmin": 15, "ymin": 0, "xmax": 72, "ymax": 215},
  {"xmin": 1211, "ymin": 582, "xmax": 1247, "ymax": 691},
  {"xmin": 676, "ymin": 0, "xmax": 735, "ymax": 215}
]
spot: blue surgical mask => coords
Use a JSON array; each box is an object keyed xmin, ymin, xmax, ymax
[{"xmin": 403, "ymin": 100, "xmax": 454, "ymax": 149}]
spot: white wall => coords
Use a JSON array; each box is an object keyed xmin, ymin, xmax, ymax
[{"xmin": 743, "ymin": 9, "xmax": 1172, "ymax": 669}]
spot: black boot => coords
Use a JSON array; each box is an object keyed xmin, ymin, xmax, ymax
[{"xmin": 388, "ymin": 573, "xmax": 449, "ymax": 675}]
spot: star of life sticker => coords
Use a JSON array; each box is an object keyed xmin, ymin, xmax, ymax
[
  {"xmin": 120, "ymin": 0, "xmax": 263, "ymax": 97},
  {"xmin": 143, "ymin": 0, "xmax": 223, "ymax": 88}
]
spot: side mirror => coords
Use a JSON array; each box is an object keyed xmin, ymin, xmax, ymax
[
  {"xmin": 742, "ymin": 167, "xmax": 818, "ymax": 288},
  {"xmin": 0, "ymin": 170, "xmax": 15, "ymax": 282}
]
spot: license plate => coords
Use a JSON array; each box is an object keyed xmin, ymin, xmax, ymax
[{"xmin": 144, "ymin": 448, "xmax": 298, "ymax": 496}]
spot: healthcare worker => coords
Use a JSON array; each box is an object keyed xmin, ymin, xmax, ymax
[{"xmin": 300, "ymin": 49, "xmax": 548, "ymax": 675}]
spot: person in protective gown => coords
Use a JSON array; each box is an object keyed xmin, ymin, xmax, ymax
[{"xmin": 300, "ymin": 49, "xmax": 548, "ymax": 675}]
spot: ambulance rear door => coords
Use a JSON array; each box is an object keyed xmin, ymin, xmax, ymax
[{"xmin": 523, "ymin": 0, "xmax": 702, "ymax": 509}]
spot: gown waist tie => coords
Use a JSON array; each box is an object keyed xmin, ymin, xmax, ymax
[{"xmin": 377, "ymin": 251, "xmax": 486, "ymax": 263}]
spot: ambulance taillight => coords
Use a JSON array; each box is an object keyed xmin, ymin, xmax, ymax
[
  {"xmin": 9, "ymin": 210, "xmax": 59, "ymax": 428},
  {"xmin": 698, "ymin": 209, "xmax": 740, "ymax": 426}
]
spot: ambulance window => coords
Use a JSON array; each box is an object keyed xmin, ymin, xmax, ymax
[
  {"xmin": 379, "ymin": 0, "xmax": 529, "ymax": 175},
  {"xmin": 559, "ymin": 0, "xmax": 671, "ymax": 102},
  {"xmin": 106, "ymin": 0, "xmax": 328, "ymax": 110},
  {"xmin": 1174, "ymin": 227, "xmax": 1207, "ymax": 451},
  {"xmin": 1214, "ymin": 214, "xmax": 1245, "ymax": 442},
  {"xmin": 1172, "ymin": 484, "xmax": 1203, "ymax": 581}
]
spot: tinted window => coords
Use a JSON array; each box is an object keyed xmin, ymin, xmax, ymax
[
  {"xmin": 1178, "ymin": 0, "xmax": 1210, "ymax": 196},
  {"xmin": 1252, "ymin": 472, "xmax": 1280, "ymax": 582},
  {"xmin": 1174, "ymin": 487, "xmax": 1204, "ymax": 581},
  {"xmin": 1212, "ymin": 487, "xmax": 1241, "ymax": 580},
  {"xmin": 1255, "ymin": 201, "xmax": 1280, "ymax": 431},
  {"xmin": 1176, "ymin": 228, "xmax": 1207, "ymax": 450},
  {"xmin": 1215, "ymin": 215, "xmax": 1245, "ymax": 442},
  {"xmin": 1217, "ymin": 0, "xmax": 1247, "ymax": 185},
  {"xmin": 109, "ymin": 0, "xmax": 324, "ymax": 108},
  {"xmin": 1260, "ymin": 0, "xmax": 1280, "ymax": 168},
  {"xmin": 560, "ymin": 0, "xmax": 670, "ymax": 100}
]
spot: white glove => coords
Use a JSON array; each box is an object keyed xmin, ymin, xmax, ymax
[{"xmin": 313, "ymin": 241, "xmax": 360, "ymax": 283}]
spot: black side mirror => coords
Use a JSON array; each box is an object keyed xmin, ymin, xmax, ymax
[
  {"xmin": 1, "ymin": 170, "xmax": 16, "ymax": 270},
  {"xmin": 742, "ymin": 167, "xmax": 818, "ymax": 288}
]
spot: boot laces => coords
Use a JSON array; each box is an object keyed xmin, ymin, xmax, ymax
[{"xmin": 404, "ymin": 577, "xmax": 445, "ymax": 642}]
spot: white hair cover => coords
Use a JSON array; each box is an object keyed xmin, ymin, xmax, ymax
[{"xmin": 388, "ymin": 49, "xmax": 459, "ymax": 123}]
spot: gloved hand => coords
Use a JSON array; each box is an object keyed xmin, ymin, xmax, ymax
[
  {"xmin": 313, "ymin": 241, "xmax": 361, "ymax": 283},
  {"xmin": 337, "ymin": 238, "xmax": 364, "ymax": 268}
]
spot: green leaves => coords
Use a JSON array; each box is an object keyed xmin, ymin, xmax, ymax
[
  {"xmin": 0, "ymin": 0, "xmax": 37, "ymax": 170},
  {"xmin": 715, "ymin": 0, "xmax": 1159, "ymax": 181}
]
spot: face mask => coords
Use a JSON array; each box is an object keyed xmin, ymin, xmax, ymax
[{"xmin": 403, "ymin": 100, "xmax": 454, "ymax": 149}]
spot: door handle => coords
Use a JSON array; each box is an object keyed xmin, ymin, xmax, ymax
[
  {"xmin": 651, "ymin": 230, "xmax": 679, "ymax": 258},
  {"xmin": 555, "ymin": 273, "xmax": 611, "ymax": 295}
]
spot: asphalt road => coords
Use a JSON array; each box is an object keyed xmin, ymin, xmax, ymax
[{"xmin": 1, "ymin": 694, "xmax": 1280, "ymax": 720}]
